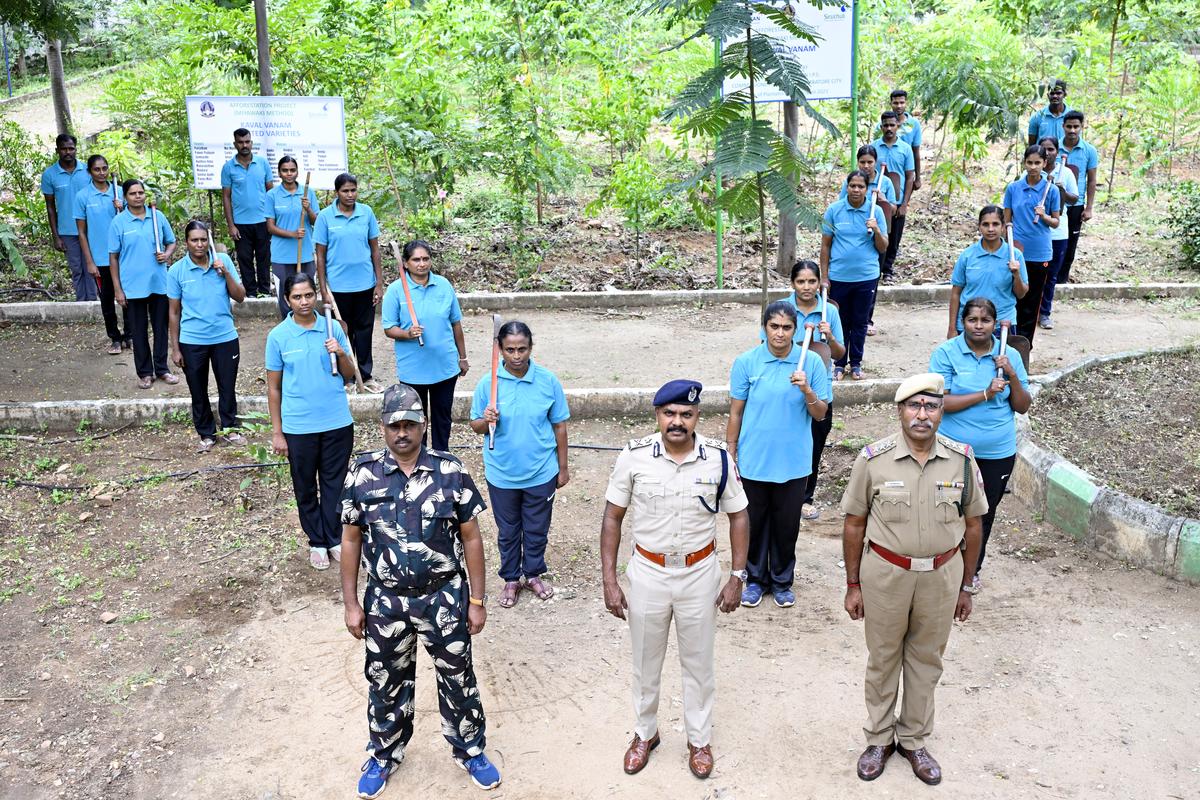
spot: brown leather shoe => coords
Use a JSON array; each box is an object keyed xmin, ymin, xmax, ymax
[
  {"xmin": 856, "ymin": 743, "xmax": 895, "ymax": 781},
  {"xmin": 896, "ymin": 743, "xmax": 942, "ymax": 785},
  {"xmin": 623, "ymin": 733, "xmax": 659, "ymax": 775},
  {"xmin": 687, "ymin": 743, "xmax": 713, "ymax": 779}
]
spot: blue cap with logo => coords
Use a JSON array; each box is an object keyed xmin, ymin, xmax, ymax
[{"xmin": 653, "ymin": 379, "xmax": 702, "ymax": 407}]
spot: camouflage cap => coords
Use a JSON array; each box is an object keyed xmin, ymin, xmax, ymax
[{"xmin": 381, "ymin": 383, "xmax": 426, "ymax": 424}]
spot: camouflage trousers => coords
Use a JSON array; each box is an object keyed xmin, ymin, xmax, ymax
[{"xmin": 363, "ymin": 573, "xmax": 487, "ymax": 764}]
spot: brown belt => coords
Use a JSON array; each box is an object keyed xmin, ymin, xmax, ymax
[
  {"xmin": 635, "ymin": 541, "xmax": 716, "ymax": 569},
  {"xmin": 869, "ymin": 541, "xmax": 960, "ymax": 572}
]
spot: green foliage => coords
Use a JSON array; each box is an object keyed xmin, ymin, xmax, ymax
[
  {"xmin": 1167, "ymin": 181, "xmax": 1200, "ymax": 273},
  {"xmin": 0, "ymin": 122, "xmax": 51, "ymax": 250}
]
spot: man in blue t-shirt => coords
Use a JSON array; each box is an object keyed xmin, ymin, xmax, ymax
[
  {"xmin": 220, "ymin": 128, "xmax": 274, "ymax": 297},
  {"xmin": 41, "ymin": 133, "xmax": 94, "ymax": 301},
  {"xmin": 1027, "ymin": 80, "xmax": 1071, "ymax": 146},
  {"xmin": 871, "ymin": 111, "xmax": 915, "ymax": 289},
  {"xmin": 1057, "ymin": 110, "xmax": 1099, "ymax": 287}
]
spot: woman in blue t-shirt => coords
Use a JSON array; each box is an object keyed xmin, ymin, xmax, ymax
[
  {"xmin": 166, "ymin": 221, "xmax": 247, "ymax": 453},
  {"xmin": 265, "ymin": 272, "xmax": 356, "ymax": 571},
  {"xmin": 930, "ymin": 297, "xmax": 1032, "ymax": 590},
  {"xmin": 469, "ymin": 321, "xmax": 570, "ymax": 608},
  {"xmin": 1002, "ymin": 145, "xmax": 1060, "ymax": 344},
  {"xmin": 382, "ymin": 240, "xmax": 469, "ymax": 451}
]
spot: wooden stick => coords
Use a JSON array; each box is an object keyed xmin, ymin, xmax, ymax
[
  {"xmin": 208, "ymin": 224, "xmax": 218, "ymax": 268},
  {"xmin": 820, "ymin": 288, "xmax": 828, "ymax": 324},
  {"xmin": 998, "ymin": 320, "xmax": 1010, "ymax": 379},
  {"xmin": 799, "ymin": 323, "xmax": 814, "ymax": 366},
  {"xmin": 149, "ymin": 201, "xmax": 162, "ymax": 255},
  {"xmin": 1034, "ymin": 174, "xmax": 1053, "ymax": 225},
  {"xmin": 388, "ymin": 242, "xmax": 423, "ymax": 346},
  {"xmin": 324, "ymin": 304, "xmax": 338, "ymax": 376},
  {"xmin": 1006, "ymin": 222, "xmax": 1015, "ymax": 261},
  {"xmin": 324, "ymin": 294, "xmax": 364, "ymax": 391},
  {"xmin": 489, "ymin": 314, "xmax": 502, "ymax": 450},
  {"xmin": 296, "ymin": 171, "xmax": 310, "ymax": 272}
]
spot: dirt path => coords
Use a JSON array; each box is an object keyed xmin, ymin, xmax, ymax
[
  {"xmin": 0, "ymin": 80, "xmax": 112, "ymax": 145},
  {"xmin": 2, "ymin": 412, "xmax": 1197, "ymax": 800},
  {"xmin": 2, "ymin": 298, "xmax": 1199, "ymax": 403}
]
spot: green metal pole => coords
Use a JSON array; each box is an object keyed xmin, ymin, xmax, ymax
[
  {"xmin": 849, "ymin": 0, "xmax": 859, "ymax": 166},
  {"xmin": 714, "ymin": 37, "xmax": 724, "ymax": 290}
]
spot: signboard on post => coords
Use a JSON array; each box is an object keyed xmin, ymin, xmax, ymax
[
  {"xmin": 721, "ymin": 0, "xmax": 856, "ymax": 102},
  {"xmin": 185, "ymin": 96, "xmax": 348, "ymax": 190}
]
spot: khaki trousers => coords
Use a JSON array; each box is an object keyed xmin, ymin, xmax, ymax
[
  {"xmin": 860, "ymin": 545, "xmax": 963, "ymax": 750},
  {"xmin": 626, "ymin": 551, "xmax": 721, "ymax": 746}
]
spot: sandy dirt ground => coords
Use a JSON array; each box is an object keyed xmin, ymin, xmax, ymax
[
  {"xmin": 2, "ymin": 297, "xmax": 1199, "ymax": 403},
  {"xmin": 2, "ymin": 412, "xmax": 1198, "ymax": 800},
  {"xmin": 0, "ymin": 81, "xmax": 112, "ymax": 146}
]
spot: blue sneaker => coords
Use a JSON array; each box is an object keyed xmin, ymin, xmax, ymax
[
  {"xmin": 456, "ymin": 752, "xmax": 502, "ymax": 790},
  {"xmin": 358, "ymin": 756, "xmax": 395, "ymax": 799},
  {"xmin": 740, "ymin": 582, "xmax": 763, "ymax": 608},
  {"xmin": 773, "ymin": 589, "xmax": 796, "ymax": 608}
]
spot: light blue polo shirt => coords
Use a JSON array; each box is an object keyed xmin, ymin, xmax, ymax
[
  {"xmin": 73, "ymin": 182, "xmax": 124, "ymax": 267},
  {"xmin": 220, "ymin": 155, "xmax": 272, "ymax": 224},
  {"xmin": 470, "ymin": 360, "xmax": 570, "ymax": 489},
  {"xmin": 951, "ymin": 240, "xmax": 1028, "ymax": 331},
  {"xmin": 264, "ymin": 313, "xmax": 354, "ymax": 435},
  {"xmin": 930, "ymin": 334, "xmax": 1029, "ymax": 459},
  {"xmin": 838, "ymin": 172, "xmax": 897, "ymax": 206},
  {"xmin": 1062, "ymin": 138, "xmax": 1099, "ymax": 208},
  {"xmin": 730, "ymin": 343, "xmax": 832, "ymax": 483},
  {"xmin": 166, "ymin": 253, "xmax": 241, "ymax": 345},
  {"xmin": 773, "ymin": 294, "xmax": 845, "ymax": 381},
  {"xmin": 872, "ymin": 114, "xmax": 923, "ymax": 148},
  {"xmin": 107, "ymin": 208, "xmax": 175, "ymax": 299},
  {"xmin": 1028, "ymin": 105, "xmax": 1071, "ymax": 144},
  {"xmin": 870, "ymin": 138, "xmax": 915, "ymax": 202},
  {"xmin": 40, "ymin": 161, "xmax": 91, "ymax": 235},
  {"xmin": 1003, "ymin": 177, "xmax": 1060, "ymax": 262},
  {"xmin": 313, "ymin": 203, "xmax": 380, "ymax": 293},
  {"xmin": 265, "ymin": 184, "xmax": 320, "ymax": 264},
  {"xmin": 822, "ymin": 198, "xmax": 887, "ymax": 283},
  {"xmin": 382, "ymin": 273, "xmax": 463, "ymax": 385}
]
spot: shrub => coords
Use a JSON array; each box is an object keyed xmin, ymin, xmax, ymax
[{"xmin": 1167, "ymin": 181, "xmax": 1200, "ymax": 272}]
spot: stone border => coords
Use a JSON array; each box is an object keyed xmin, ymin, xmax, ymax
[
  {"xmin": 0, "ymin": 64, "xmax": 127, "ymax": 109},
  {"xmin": 3, "ymin": 282, "xmax": 1199, "ymax": 323},
  {"xmin": 0, "ymin": 378, "xmax": 905, "ymax": 431},
  {"xmin": 1010, "ymin": 345, "xmax": 1200, "ymax": 583}
]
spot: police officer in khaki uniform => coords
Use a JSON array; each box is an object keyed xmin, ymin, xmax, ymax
[
  {"xmin": 840, "ymin": 373, "xmax": 987, "ymax": 786},
  {"xmin": 600, "ymin": 379, "xmax": 750, "ymax": 780}
]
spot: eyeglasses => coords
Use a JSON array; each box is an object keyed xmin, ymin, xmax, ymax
[{"xmin": 902, "ymin": 400, "xmax": 943, "ymax": 413}]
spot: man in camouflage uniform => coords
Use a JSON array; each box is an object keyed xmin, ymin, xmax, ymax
[{"xmin": 340, "ymin": 383, "xmax": 501, "ymax": 797}]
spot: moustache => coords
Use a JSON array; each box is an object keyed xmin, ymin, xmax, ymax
[{"xmin": 666, "ymin": 426, "xmax": 687, "ymax": 434}]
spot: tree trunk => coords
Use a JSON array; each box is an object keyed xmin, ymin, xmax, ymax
[
  {"xmin": 253, "ymin": 0, "xmax": 273, "ymax": 95},
  {"xmin": 46, "ymin": 39, "xmax": 71, "ymax": 136},
  {"xmin": 775, "ymin": 102, "xmax": 799, "ymax": 278},
  {"xmin": 746, "ymin": 27, "xmax": 769, "ymax": 316},
  {"xmin": 16, "ymin": 48, "xmax": 27, "ymax": 80}
]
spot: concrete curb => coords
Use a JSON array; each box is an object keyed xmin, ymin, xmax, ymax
[
  {"xmin": 0, "ymin": 64, "xmax": 127, "ymax": 110},
  {"xmin": 0, "ymin": 379, "xmax": 907, "ymax": 432},
  {"xmin": 1013, "ymin": 344, "xmax": 1200, "ymax": 583},
  {"xmin": 4, "ymin": 282, "xmax": 1200, "ymax": 323}
]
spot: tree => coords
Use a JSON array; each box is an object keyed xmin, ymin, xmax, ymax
[
  {"xmin": 0, "ymin": 1, "xmax": 84, "ymax": 136},
  {"xmin": 660, "ymin": 0, "xmax": 836, "ymax": 312}
]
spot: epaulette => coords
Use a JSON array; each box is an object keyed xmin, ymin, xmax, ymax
[
  {"xmin": 937, "ymin": 435, "xmax": 971, "ymax": 457},
  {"xmin": 702, "ymin": 437, "xmax": 728, "ymax": 452},
  {"xmin": 427, "ymin": 448, "xmax": 464, "ymax": 466},
  {"xmin": 861, "ymin": 437, "xmax": 898, "ymax": 460},
  {"xmin": 627, "ymin": 436, "xmax": 656, "ymax": 450},
  {"xmin": 352, "ymin": 449, "xmax": 385, "ymax": 467}
]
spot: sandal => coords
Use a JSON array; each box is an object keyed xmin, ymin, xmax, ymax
[
  {"xmin": 137, "ymin": 376, "xmax": 153, "ymax": 390},
  {"xmin": 158, "ymin": 372, "xmax": 180, "ymax": 385},
  {"xmin": 197, "ymin": 437, "xmax": 216, "ymax": 453},
  {"xmin": 498, "ymin": 581, "xmax": 521, "ymax": 608},
  {"xmin": 851, "ymin": 366, "xmax": 865, "ymax": 380},
  {"xmin": 309, "ymin": 547, "xmax": 330, "ymax": 571},
  {"xmin": 526, "ymin": 576, "xmax": 554, "ymax": 601},
  {"xmin": 106, "ymin": 341, "xmax": 122, "ymax": 355},
  {"xmin": 833, "ymin": 366, "xmax": 845, "ymax": 382}
]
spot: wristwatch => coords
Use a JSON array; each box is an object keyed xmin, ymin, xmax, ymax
[
  {"xmin": 469, "ymin": 594, "xmax": 488, "ymax": 607},
  {"xmin": 960, "ymin": 584, "xmax": 978, "ymax": 595},
  {"xmin": 730, "ymin": 569, "xmax": 748, "ymax": 582}
]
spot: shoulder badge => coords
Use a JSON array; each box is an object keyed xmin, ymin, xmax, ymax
[
  {"xmin": 627, "ymin": 435, "xmax": 656, "ymax": 450},
  {"xmin": 861, "ymin": 436, "xmax": 897, "ymax": 460},
  {"xmin": 937, "ymin": 435, "xmax": 971, "ymax": 457},
  {"xmin": 426, "ymin": 448, "xmax": 464, "ymax": 466},
  {"xmin": 699, "ymin": 435, "xmax": 728, "ymax": 452},
  {"xmin": 352, "ymin": 449, "xmax": 385, "ymax": 467}
]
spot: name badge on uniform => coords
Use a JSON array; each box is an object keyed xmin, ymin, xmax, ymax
[
  {"xmin": 694, "ymin": 477, "xmax": 720, "ymax": 485},
  {"xmin": 883, "ymin": 481, "xmax": 905, "ymax": 488}
]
